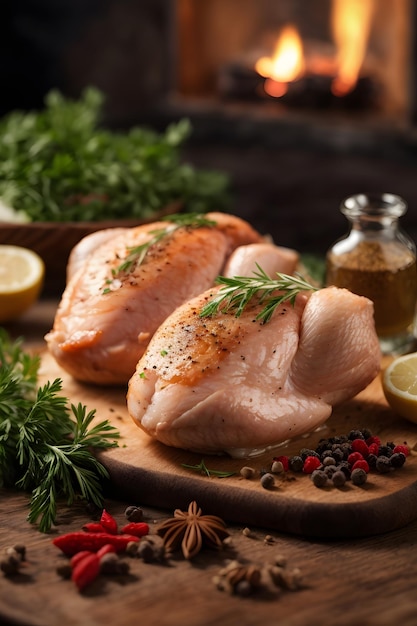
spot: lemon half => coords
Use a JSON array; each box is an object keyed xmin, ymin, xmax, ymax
[
  {"xmin": 382, "ymin": 352, "xmax": 417, "ymax": 423},
  {"xmin": 0, "ymin": 245, "xmax": 45, "ymax": 323}
]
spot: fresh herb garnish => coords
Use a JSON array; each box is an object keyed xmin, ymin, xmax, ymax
[
  {"xmin": 0, "ymin": 329, "xmax": 119, "ymax": 532},
  {"xmin": 0, "ymin": 88, "xmax": 230, "ymax": 222},
  {"xmin": 200, "ymin": 265, "xmax": 318, "ymax": 323},
  {"xmin": 104, "ymin": 213, "xmax": 216, "ymax": 291},
  {"xmin": 181, "ymin": 459, "xmax": 236, "ymax": 478}
]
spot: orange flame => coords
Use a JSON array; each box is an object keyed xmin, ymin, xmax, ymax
[
  {"xmin": 255, "ymin": 25, "xmax": 305, "ymax": 96},
  {"xmin": 331, "ymin": 0, "xmax": 375, "ymax": 96}
]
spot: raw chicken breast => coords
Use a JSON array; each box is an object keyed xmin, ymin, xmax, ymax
[
  {"xmin": 66, "ymin": 228, "xmax": 127, "ymax": 280},
  {"xmin": 127, "ymin": 286, "xmax": 380, "ymax": 457},
  {"xmin": 223, "ymin": 242, "xmax": 299, "ymax": 278},
  {"xmin": 45, "ymin": 212, "xmax": 265, "ymax": 385}
]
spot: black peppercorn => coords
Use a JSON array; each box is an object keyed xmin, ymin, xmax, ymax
[
  {"xmin": 324, "ymin": 464, "xmax": 338, "ymax": 477},
  {"xmin": 311, "ymin": 470, "xmax": 328, "ymax": 488},
  {"xmin": 376, "ymin": 456, "xmax": 392, "ymax": 473},
  {"xmin": 261, "ymin": 473, "xmax": 275, "ymax": 489},
  {"xmin": 351, "ymin": 468, "xmax": 368, "ymax": 485},
  {"xmin": 332, "ymin": 470, "xmax": 347, "ymax": 488},
  {"xmin": 378, "ymin": 445, "xmax": 393, "ymax": 458},
  {"xmin": 300, "ymin": 448, "xmax": 320, "ymax": 461},
  {"xmin": 289, "ymin": 456, "xmax": 304, "ymax": 472},
  {"xmin": 125, "ymin": 505, "xmax": 144, "ymax": 522},
  {"xmin": 332, "ymin": 447, "xmax": 346, "ymax": 463},
  {"xmin": 390, "ymin": 452, "xmax": 406, "ymax": 468},
  {"xmin": 348, "ymin": 429, "xmax": 364, "ymax": 441}
]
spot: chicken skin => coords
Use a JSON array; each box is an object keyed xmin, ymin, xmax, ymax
[{"xmin": 127, "ymin": 286, "xmax": 381, "ymax": 457}]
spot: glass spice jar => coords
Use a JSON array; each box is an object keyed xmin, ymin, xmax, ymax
[{"xmin": 326, "ymin": 192, "xmax": 417, "ymax": 355}]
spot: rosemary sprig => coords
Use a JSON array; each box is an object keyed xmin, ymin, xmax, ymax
[
  {"xmin": 200, "ymin": 264, "xmax": 318, "ymax": 323},
  {"xmin": 181, "ymin": 459, "xmax": 236, "ymax": 478},
  {"xmin": 0, "ymin": 329, "xmax": 119, "ymax": 532},
  {"xmin": 103, "ymin": 212, "xmax": 216, "ymax": 293}
]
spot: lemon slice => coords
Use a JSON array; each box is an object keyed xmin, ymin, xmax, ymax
[
  {"xmin": 0, "ymin": 245, "xmax": 45, "ymax": 323},
  {"xmin": 382, "ymin": 352, "xmax": 417, "ymax": 423}
]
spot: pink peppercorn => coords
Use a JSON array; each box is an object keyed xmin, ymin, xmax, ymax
[
  {"xmin": 303, "ymin": 456, "xmax": 321, "ymax": 474},
  {"xmin": 393, "ymin": 444, "xmax": 410, "ymax": 457},
  {"xmin": 351, "ymin": 439, "xmax": 370, "ymax": 457},
  {"xmin": 347, "ymin": 451, "xmax": 363, "ymax": 466},
  {"xmin": 272, "ymin": 455, "xmax": 289, "ymax": 471},
  {"xmin": 351, "ymin": 459, "xmax": 370, "ymax": 473},
  {"xmin": 366, "ymin": 436, "xmax": 381, "ymax": 447},
  {"xmin": 368, "ymin": 443, "xmax": 379, "ymax": 456}
]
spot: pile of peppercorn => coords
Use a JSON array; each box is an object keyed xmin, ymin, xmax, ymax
[{"xmin": 273, "ymin": 429, "xmax": 410, "ymax": 489}]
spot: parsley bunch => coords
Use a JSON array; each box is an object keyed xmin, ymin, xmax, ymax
[
  {"xmin": 0, "ymin": 329, "xmax": 119, "ymax": 532},
  {"xmin": 0, "ymin": 87, "xmax": 230, "ymax": 222}
]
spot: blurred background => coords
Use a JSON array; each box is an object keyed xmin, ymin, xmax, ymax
[{"xmin": 2, "ymin": 0, "xmax": 417, "ymax": 256}]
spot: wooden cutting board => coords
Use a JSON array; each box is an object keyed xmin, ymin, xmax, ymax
[{"xmin": 38, "ymin": 350, "xmax": 417, "ymax": 539}]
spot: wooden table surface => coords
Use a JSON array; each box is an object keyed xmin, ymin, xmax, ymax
[{"xmin": 2, "ymin": 299, "xmax": 417, "ymax": 626}]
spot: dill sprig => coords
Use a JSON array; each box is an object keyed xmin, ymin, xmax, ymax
[
  {"xmin": 0, "ymin": 329, "xmax": 119, "ymax": 532},
  {"xmin": 103, "ymin": 212, "xmax": 216, "ymax": 293},
  {"xmin": 200, "ymin": 264, "xmax": 318, "ymax": 323}
]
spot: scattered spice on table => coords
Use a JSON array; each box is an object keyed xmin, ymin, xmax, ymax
[
  {"xmin": 156, "ymin": 500, "xmax": 230, "ymax": 559},
  {"xmin": 268, "ymin": 428, "xmax": 410, "ymax": 490}
]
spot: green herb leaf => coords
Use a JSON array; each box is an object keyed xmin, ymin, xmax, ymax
[
  {"xmin": 200, "ymin": 264, "xmax": 318, "ymax": 323},
  {"xmin": 0, "ymin": 329, "xmax": 119, "ymax": 532},
  {"xmin": 181, "ymin": 459, "xmax": 236, "ymax": 478},
  {"xmin": 0, "ymin": 88, "xmax": 230, "ymax": 222}
]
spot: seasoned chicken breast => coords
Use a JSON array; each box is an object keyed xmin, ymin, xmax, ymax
[
  {"xmin": 223, "ymin": 242, "xmax": 299, "ymax": 278},
  {"xmin": 45, "ymin": 212, "xmax": 266, "ymax": 385},
  {"xmin": 127, "ymin": 286, "xmax": 381, "ymax": 457}
]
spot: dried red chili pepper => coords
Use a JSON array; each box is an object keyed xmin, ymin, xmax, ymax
[
  {"xmin": 97, "ymin": 544, "xmax": 116, "ymax": 559},
  {"xmin": 120, "ymin": 522, "xmax": 149, "ymax": 538},
  {"xmin": 71, "ymin": 553, "xmax": 100, "ymax": 591},
  {"xmin": 82, "ymin": 523, "xmax": 106, "ymax": 533},
  {"xmin": 52, "ymin": 532, "xmax": 139, "ymax": 556},
  {"xmin": 70, "ymin": 550, "xmax": 93, "ymax": 569},
  {"xmin": 100, "ymin": 509, "xmax": 118, "ymax": 534}
]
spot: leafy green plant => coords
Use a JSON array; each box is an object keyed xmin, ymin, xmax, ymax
[
  {"xmin": 0, "ymin": 88, "xmax": 230, "ymax": 222},
  {"xmin": 0, "ymin": 329, "xmax": 119, "ymax": 532}
]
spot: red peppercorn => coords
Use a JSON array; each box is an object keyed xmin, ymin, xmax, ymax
[
  {"xmin": 366, "ymin": 435, "xmax": 381, "ymax": 447},
  {"xmin": 351, "ymin": 459, "xmax": 370, "ymax": 473},
  {"xmin": 367, "ymin": 443, "xmax": 379, "ymax": 456},
  {"xmin": 347, "ymin": 451, "xmax": 363, "ymax": 466},
  {"xmin": 272, "ymin": 455, "xmax": 289, "ymax": 471},
  {"xmin": 393, "ymin": 444, "xmax": 410, "ymax": 457},
  {"xmin": 303, "ymin": 456, "xmax": 321, "ymax": 474},
  {"xmin": 351, "ymin": 439, "xmax": 370, "ymax": 457}
]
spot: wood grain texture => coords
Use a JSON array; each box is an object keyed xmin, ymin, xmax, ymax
[
  {"xmin": 2, "ymin": 490, "xmax": 417, "ymax": 626},
  {"xmin": 38, "ymin": 349, "xmax": 417, "ymax": 539}
]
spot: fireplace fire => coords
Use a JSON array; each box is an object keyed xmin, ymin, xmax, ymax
[{"xmin": 168, "ymin": 0, "xmax": 415, "ymax": 135}]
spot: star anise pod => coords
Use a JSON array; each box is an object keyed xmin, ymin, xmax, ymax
[{"xmin": 157, "ymin": 501, "xmax": 230, "ymax": 559}]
